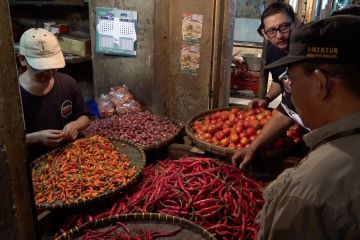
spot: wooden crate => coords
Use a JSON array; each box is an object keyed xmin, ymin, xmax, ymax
[{"xmin": 58, "ymin": 33, "xmax": 91, "ymax": 57}]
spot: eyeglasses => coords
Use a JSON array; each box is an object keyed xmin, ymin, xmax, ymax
[{"xmin": 264, "ymin": 22, "xmax": 291, "ymax": 38}]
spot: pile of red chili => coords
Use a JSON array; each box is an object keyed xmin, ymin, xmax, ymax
[
  {"xmin": 60, "ymin": 157, "xmax": 265, "ymax": 239},
  {"xmin": 32, "ymin": 135, "xmax": 136, "ymax": 204}
]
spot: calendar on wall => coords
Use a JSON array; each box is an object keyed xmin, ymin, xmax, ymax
[{"xmin": 96, "ymin": 7, "xmax": 137, "ymax": 56}]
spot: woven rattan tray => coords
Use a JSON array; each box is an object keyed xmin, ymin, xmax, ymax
[
  {"xmin": 185, "ymin": 106, "xmax": 299, "ymax": 160},
  {"xmin": 54, "ymin": 213, "xmax": 216, "ymax": 240},
  {"xmin": 31, "ymin": 138, "xmax": 146, "ymax": 210}
]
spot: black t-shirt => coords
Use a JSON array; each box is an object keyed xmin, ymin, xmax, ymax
[
  {"xmin": 265, "ymin": 44, "xmax": 287, "ymax": 86},
  {"xmin": 265, "ymin": 44, "xmax": 308, "ymax": 131},
  {"xmin": 21, "ymin": 72, "xmax": 90, "ymax": 161}
]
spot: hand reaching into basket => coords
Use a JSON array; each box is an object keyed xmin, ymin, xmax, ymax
[
  {"xmin": 248, "ymin": 98, "xmax": 270, "ymax": 109},
  {"xmin": 231, "ymin": 145, "xmax": 257, "ymax": 169}
]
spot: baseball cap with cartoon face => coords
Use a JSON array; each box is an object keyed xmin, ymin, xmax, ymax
[{"xmin": 19, "ymin": 28, "xmax": 65, "ymax": 71}]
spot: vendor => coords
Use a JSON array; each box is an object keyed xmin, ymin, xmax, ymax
[{"xmin": 17, "ymin": 28, "xmax": 91, "ymax": 161}]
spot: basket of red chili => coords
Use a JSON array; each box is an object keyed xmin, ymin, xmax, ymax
[
  {"xmin": 185, "ymin": 106, "xmax": 303, "ymax": 160},
  {"xmin": 54, "ymin": 213, "xmax": 216, "ymax": 240},
  {"xmin": 31, "ymin": 135, "xmax": 146, "ymax": 209}
]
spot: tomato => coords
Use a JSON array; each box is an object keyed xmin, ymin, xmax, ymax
[
  {"xmin": 236, "ymin": 143, "xmax": 244, "ymax": 149},
  {"xmin": 224, "ymin": 120, "xmax": 233, "ymax": 128},
  {"xmin": 220, "ymin": 137, "xmax": 230, "ymax": 147},
  {"xmin": 204, "ymin": 118, "xmax": 211, "ymax": 126},
  {"xmin": 222, "ymin": 127, "xmax": 231, "ymax": 137},
  {"xmin": 246, "ymin": 127, "xmax": 257, "ymax": 136},
  {"xmin": 249, "ymin": 135, "xmax": 257, "ymax": 142},
  {"xmin": 202, "ymin": 124, "xmax": 211, "ymax": 133},
  {"xmin": 215, "ymin": 121, "xmax": 223, "ymax": 130},
  {"xmin": 240, "ymin": 136, "xmax": 250, "ymax": 145},
  {"xmin": 293, "ymin": 137, "xmax": 302, "ymax": 143},
  {"xmin": 260, "ymin": 118, "xmax": 268, "ymax": 126},
  {"xmin": 211, "ymin": 111, "xmax": 221, "ymax": 120},
  {"xmin": 215, "ymin": 131, "xmax": 224, "ymax": 141},
  {"xmin": 229, "ymin": 133, "xmax": 239, "ymax": 143},
  {"xmin": 234, "ymin": 125, "xmax": 244, "ymax": 134},
  {"xmin": 208, "ymin": 124, "xmax": 217, "ymax": 135},
  {"xmin": 245, "ymin": 109, "xmax": 255, "ymax": 117},
  {"xmin": 239, "ymin": 132, "xmax": 248, "ymax": 139},
  {"xmin": 256, "ymin": 112, "xmax": 265, "ymax": 121},
  {"xmin": 228, "ymin": 113, "xmax": 236, "ymax": 123},
  {"xmin": 235, "ymin": 119, "xmax": 244, "ymax": 127},
  {"xmin": 264, "ymin": 110, "xmax": 272, "ymax": 116},
  {"xmin": 249, "ymin": 119, "xmax": 262, "ymax": 130},
  {"xmin": 231, "ymin": 107, "xmax": 239, "ymax": 115},
  {"xmin": 220, "ymin": 111, "xmax": 230, "ymax": 121},
  {"xmin": 203, "ymin": 133, "xmax": 212, "ymax": 140},
  {"xmin": 243, "ymin": 120, "xmax": 250, "ymax": 128},
  {"xmin": 212, "ymin": 136, "xmax": 219, "ymax": 145},
  {"xmin": 237, "ymin": 112, "xmax": 246, "ymax": 120},
  {"xmin": 228, "ymin": 142, "xmax": 236, "ymax": 149}
]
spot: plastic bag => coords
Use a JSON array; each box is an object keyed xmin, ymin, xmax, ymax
[
  {"xmin": 108, "ymin": 85, "xmax": 133, "ymax": 106},
  {"xmin": 116, "ymin": 99, "xmax": 142, "ymax": 115},
  {"xmin": 98, "ymin": 94, "xmax": 115, "ymax": 118}
]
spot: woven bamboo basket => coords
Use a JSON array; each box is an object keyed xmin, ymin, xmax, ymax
[
  {"xmin": 54, "ymin": 213, "xmax": 216, "ymax": 240},
  {"xmin": 185, "ymin": 106, "xmax": 300, "ymax": 160},
  {"xmin": 140, "ymin": 120, "xmax": 184, "ymax": 152},
  {"xmin": 31, "ymin": 138, "xmax": 146, "ymax": 210}
]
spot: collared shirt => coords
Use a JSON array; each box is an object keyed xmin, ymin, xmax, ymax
[{"xmin": 258, "ymin": 112, "xmax": 360, "ymax": 240}]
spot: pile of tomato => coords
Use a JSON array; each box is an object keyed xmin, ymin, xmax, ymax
[{"xmin": 192, "ymin": 107, "xmax": 302, "ymax": 150}]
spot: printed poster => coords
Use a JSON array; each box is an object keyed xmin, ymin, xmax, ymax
[
  {"xmin": 182, "ymin": 13, "xmax": 203, "ymax": 43},
  {"xmin": 181, "ymin": 13, "xmax": 203, "ymax": 76},
  {"xmin": 180, "ymin": 43, "xmax": 201, "ymax": 76}
]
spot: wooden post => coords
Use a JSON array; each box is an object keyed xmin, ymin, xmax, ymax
[{"xmin": 0, "ymin": 1, "xmax": 38, "ymax": 239}]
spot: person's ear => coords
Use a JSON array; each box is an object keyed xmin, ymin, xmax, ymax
[
  {"xmin": 313, "ymin": 69, "xmax": 332, "ymax": 100},
  {"xmin": 261, "ymin": 29, "xmax": 269, "ymax": 41}
]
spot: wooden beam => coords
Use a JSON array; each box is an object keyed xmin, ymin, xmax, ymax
[{"xmin": 0, "ymin": 1, "xmax": 38, "ymax": 239}]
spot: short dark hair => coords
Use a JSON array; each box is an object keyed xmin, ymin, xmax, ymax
[
  {"xmin": 258, "ymin": 3, "xmax": 296, "ymax": 35},
  {"xmin": 301, "ymin": 62, "xmax": 360, "ymax": 96}
]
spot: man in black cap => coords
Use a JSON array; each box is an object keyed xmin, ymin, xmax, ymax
[{"xmin": 258, "ymin": 15, "xmax": 360, "ymax": 239}]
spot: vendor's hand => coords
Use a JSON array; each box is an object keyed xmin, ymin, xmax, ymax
[
  {"xmin": 231, "ymin": 145, "xmax": 257, "ymax": 169},
  {"xmin": 248, "ymin": 98, "xmax": 268, "ymax": 109},
  {"xmin": 63, "ymin": 121, "xmax": 79, "ymax": 141},
  {"xmin": 38, "ymin": 130, "xmax": 64, "ymax": 148}
]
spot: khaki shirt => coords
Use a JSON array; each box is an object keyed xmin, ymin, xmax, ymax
[{"xmin": 258, "ymin": 112, "xmax": 360, "ymax": 240}]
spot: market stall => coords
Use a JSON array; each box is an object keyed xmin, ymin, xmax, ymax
[{"xmin": 1, "ymin": 0, "xmax": 349, "ymax": 239}]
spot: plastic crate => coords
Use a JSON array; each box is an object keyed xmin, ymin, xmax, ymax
[{"xmin": 231, "ymin": 64, "xmax": 259, "ymax": 95}]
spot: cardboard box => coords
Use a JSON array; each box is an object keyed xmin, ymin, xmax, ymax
[{"xmin": 58, "ymin": 33, "xmax": 91, "ymax": 57}]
